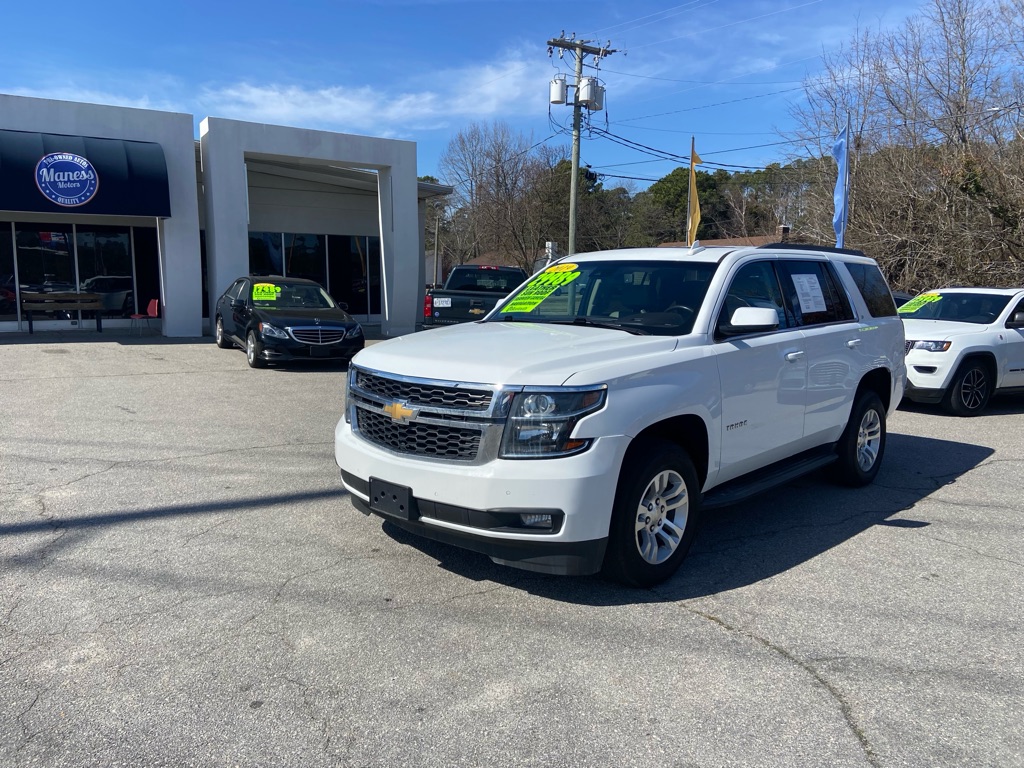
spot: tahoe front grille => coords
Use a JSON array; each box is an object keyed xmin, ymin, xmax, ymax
[
  {"xmin": 290, "ymin": 327, "xmax": 347, "ymax": 344},
  {"xmin": 355, "ymin": 370, "xmax": 493, "ymax": 410},
  {"xmin": 347, "ymin": 366, "xmax": 511, "ymax": 463},
  {"xmin": 356, "ymin": 409, "xmax": 482, "ymax": 460}
]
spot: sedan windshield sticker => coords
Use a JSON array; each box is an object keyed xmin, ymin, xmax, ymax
[
  {"xmin": 502, "ymin": 264, "xmax": 580, "ymax": 313},
  {"xmin": 791, "ymin": 273, "xmax": 827, "ymax": 314},
  {"xmin": 898, "ymin": 293, "xmax": 941, "ymax": 313},
  {"xmin": 253, "ymin": 283, "xmax": 281, "ymax": 301}
]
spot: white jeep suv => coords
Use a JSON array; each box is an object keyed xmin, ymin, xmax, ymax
[
  {"xmin": 335, "ymin": 244, "xmax": 906, "ymax": 586},
  {"xmin": 900, "ymin": 287, "xmax": 1024, "ymax": 415}
]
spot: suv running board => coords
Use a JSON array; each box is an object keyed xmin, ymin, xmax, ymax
[{"xmin": 702, "ymin": 447, "xmax": 838, "ymax": 510}]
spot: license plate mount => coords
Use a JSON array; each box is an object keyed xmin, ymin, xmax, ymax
[{"xmin": 369, "ymin": 478, "xmax": 418, "ymax": 521}]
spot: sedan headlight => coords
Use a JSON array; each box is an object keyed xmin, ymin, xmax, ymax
[
  {"xmin": 259, "ymin": 322, "xmax": 289, "ymax": 340},
  {"xmin": 348, "ymin": 325, "xmax": 363, "ymax": 338},
  {"xmin": 910, "ymin": 340, "xmax": 952, "ymax": 352},
  {"xmin": 500, "ymin": 386, "xmax": 606, "ymax": 458}
]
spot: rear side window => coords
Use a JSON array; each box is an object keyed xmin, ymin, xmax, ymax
[
  {"xmin": 845, "ymin": 262, "xmax": 897, "ymax": 317},
  {"xmin": 777, "ymin": 261, "xmax": 855, "ymax": 326}
]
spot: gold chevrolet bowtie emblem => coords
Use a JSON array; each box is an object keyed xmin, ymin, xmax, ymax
[{"xmin": 383, "ymin": 401, "xmax": 417, "ymax": 424}]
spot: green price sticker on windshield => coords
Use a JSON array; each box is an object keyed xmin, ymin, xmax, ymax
[
  {"xmin": 253, "ymin": 283, "xmax": 280, "ymax": 301},
  {"xmin": 898, "ymin": 293, "xmax": 941, "ymax": 313},
  {"xmin": 503, "ymin": 264, "xmax": 581, "ymax": 313}
]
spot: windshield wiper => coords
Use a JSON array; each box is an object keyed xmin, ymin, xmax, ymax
[{"xmin": 549, "ymin": 317, "xmax": 651, "ymax": 335}]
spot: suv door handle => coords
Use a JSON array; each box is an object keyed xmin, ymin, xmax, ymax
[
  {"xmin": 785, "ymin": 351, "xmax": 806, "ymax": 362},
  {"xmin": 846, "ymin": 339, "xmax": 862, "ymax": 348}
]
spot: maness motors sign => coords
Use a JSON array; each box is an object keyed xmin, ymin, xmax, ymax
[{"xmin": 35, "ymin": 152, "xmax": 100, "ymax": 207}]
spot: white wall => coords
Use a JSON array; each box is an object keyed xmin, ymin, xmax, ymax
[
  {"xmin": 200, "ymin": 117, "xmax": 420, "ymax": 337},
  {"xmin": 0, "ymin": 94, "xmax": 203, "ymax": 336}
]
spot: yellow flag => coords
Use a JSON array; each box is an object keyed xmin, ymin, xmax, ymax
[{"xmin": 687, "ymin": 137, "xmax": 703, "ymax": 246}]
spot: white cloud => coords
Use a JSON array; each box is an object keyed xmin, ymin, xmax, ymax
[{"xmin": 197, "ymin": 48, "xmax": 553, "ymax": 137}]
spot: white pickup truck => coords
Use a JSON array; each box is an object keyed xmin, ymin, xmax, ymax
[{"xmin": 335, "ymin": 244, "xmax": 907, "ymax": 586}]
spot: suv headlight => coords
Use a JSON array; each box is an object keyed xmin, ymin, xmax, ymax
[
  {"xmin": 910, "ymin": 340, "xmax": 952, "ymax": 352},
  {"xmin": 259, "ymin": 322, "xmax": 289, "ymax": 340},
  {"xmin": 500, "ymin": 386, "xmax": 606, "ymax": 458}
]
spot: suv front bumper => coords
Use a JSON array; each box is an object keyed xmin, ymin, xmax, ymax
[{"xmin": 335, "ymin": 418, "xmax": 629, "ymax": 575}]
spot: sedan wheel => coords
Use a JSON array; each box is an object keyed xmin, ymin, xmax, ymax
[
  {"xmin": 215, "ymin": 317, "xmax": 232, "ymax": 349},
  {"xmin": 246, "ymin": 331, "xmax": 266, "ymax": 368}
]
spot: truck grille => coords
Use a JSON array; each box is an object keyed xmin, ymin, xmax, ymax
[
  {"xmin": 356, "ymin": 410, "xmax": 481, "ymax": 460},
  {"xmin": 348, "ymin": 366, "xmax": 508, "ymax": 463},
  {"xmin": 290, "ymin": 327, "xmax": 347, "ymax": 344},
  {"xmin": 355, "ymin": 370, "xmax": 492, "ymax": 410}
]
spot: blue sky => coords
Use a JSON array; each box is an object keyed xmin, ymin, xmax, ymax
[{"xmin": 2, "ymin": 0, "xmax": 921, "ymax": 190}]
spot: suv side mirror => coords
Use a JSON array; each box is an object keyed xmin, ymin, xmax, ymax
[
  {"xmin": 1007, "ymin": 310, "xmax": 1024, "ymax": 329},
  {"xmin": 719, "ymin": 306, "xmax": 779, "ymax": 337}
]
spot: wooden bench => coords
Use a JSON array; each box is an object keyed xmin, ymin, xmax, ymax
[{"xmin": 20, "ymin": 292, "xmax": 105, "ymax": 333}]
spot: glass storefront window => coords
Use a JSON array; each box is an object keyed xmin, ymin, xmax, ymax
[
  {"xmin": 249, "ymin": 232, "xmax": 283, "ymax": 276},
  {"xmin": 284, "ymin": 233, "xmax": 326, "ymax": 285},
  {"xmin": 16, "ymin": 224, "xmax": 75, "ymax": 321},
  {"xmin": 0, "ymin": 222, "xmax": 15, "ymax": 322},
  {"xmin": 327, "ymin": 235, "xmax": 368, "ymax": 314},
  {"xmin": 133, "ymin": 227, "xmax": 161, "ymax": 318},
  {"xmin": 77, "ymin": 226, "xmax": 133, "ymax": 318}
]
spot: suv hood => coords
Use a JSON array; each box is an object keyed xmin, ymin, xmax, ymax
[
  {"xmin": 901, "ymin": 318, "xmax": 990, "ymax": 339},
  {"xmin": 354, "ymin": 321, "xmax": 679, "ymax": 385}
]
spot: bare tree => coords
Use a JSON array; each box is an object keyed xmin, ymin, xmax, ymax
[{"xmin": 788, "ymin": 0, "xmax": 1024, "ymax": 289}]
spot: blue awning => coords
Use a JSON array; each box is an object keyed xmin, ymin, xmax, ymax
[{"xmin": 0, "ymin": 129, "xmax": 171, "ymax": 217}]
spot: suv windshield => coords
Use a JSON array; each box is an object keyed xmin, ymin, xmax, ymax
[
  {"xmin": 252, "ymin": 281, "xmax": 338, "ymax": 310},
  {"xmin": 898, "ymin": 291, "xmax": 1010, "ymax": 324},
  {"xmin": 490, "ymin": 260, "xmax": 718, "ymax": 336}
]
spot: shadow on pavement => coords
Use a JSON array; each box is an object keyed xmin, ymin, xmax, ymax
[{"xmin": 380, "ymin": 432, "xmax": 994, "ymax": 605}]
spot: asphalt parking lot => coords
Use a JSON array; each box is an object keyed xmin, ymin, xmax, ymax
[{"xmin": 2, "ymin": 332, "xmax": 1022, "ymax": 767}]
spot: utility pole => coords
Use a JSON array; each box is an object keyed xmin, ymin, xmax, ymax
[{"xmin": 547, "ymin": 34, "xmax": 615, "ymax": 255}]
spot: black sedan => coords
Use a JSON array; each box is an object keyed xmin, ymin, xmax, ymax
[{"xmin": 214, "ymin": 276, "xmax": 364, "ymax": 368}]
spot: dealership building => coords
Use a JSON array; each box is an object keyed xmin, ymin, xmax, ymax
[{"xmin": 0, "ymin": 93, "xmax": 450, "ymax": 338}]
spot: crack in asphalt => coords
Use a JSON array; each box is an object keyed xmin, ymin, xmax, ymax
[
  {"xmin": 677, "ymin": 605, "xmax": 881, "ymax": 768},
  {"xmin": 241, "ymin": 560, "xmax": 348, "ymax": 627},
  {"xmin": 14, "ymin": 689, "xmax": 43, "ymax": 752}
]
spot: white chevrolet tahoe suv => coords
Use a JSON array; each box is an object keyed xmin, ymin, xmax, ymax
[
  {"xmin": 335, "ymin": 244, "xmax": 906, "ymax": 586},
  {"xmin": 899, "ymin": 287, "xmax": 1024, "ymax": 415}
]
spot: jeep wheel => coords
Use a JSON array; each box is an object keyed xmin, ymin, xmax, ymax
[
  {"xmin": 603, "ymin": 440, "xmax": 701, "ymax": 587},
  {"xmin": 833, "ymin": 390, "xmax": 886, "ymax": 487},
  {"xmin": 246, "ymin": 330, "xmax": 266, "ymax": 368},
  {"xmin": 215, "ymin": 317, "xmax": 232, "ymax": 349},
  {"xmin": 943, "ymin": 361, "xmax": 991, "ymax": 416}
]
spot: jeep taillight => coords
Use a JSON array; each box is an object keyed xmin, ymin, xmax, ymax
[{"xmin": 424, "ymin": 293, "xmax": 432, "ymax": 317}]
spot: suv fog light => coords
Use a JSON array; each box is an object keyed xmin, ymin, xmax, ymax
[{"xmin": 520, "ymin": 513, "xmax": 553, "ymax": 528}]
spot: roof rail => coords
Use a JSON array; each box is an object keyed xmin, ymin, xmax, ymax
[{"xmin": 755, "ymin": 242, "xmax": 866, "ymax": 257}]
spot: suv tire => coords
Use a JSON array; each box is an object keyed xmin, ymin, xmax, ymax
[
  {"xmin": 942, "ymin": 360, "xmax": 991, "ymax": 416},
  {"xmin": 603, "ymin": 440, "xmax": 702, "ymax": 587},
  {"xmin": 833, "ymin": 389, "xmax": 886, "ymax": 487}
]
